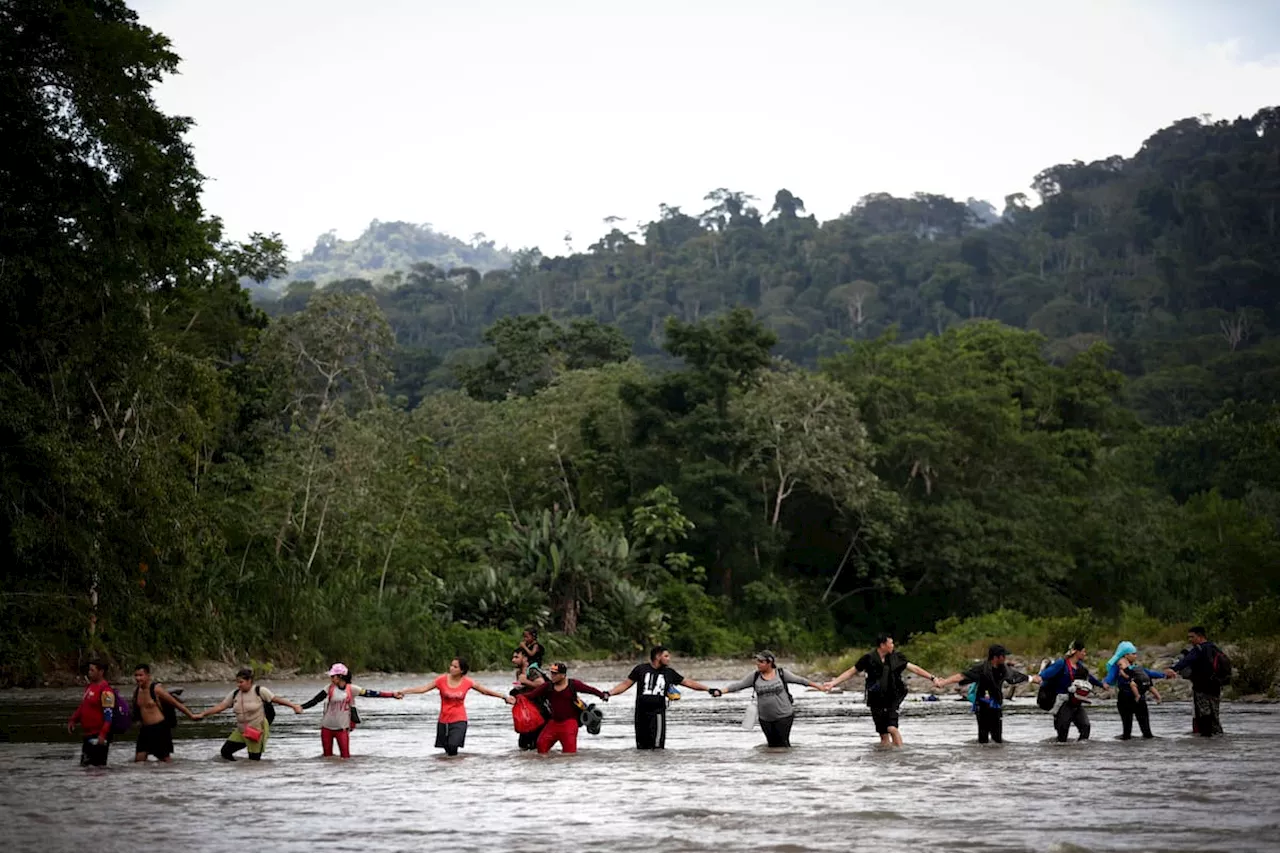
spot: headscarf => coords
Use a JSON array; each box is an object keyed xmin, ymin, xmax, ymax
[{"xmin": 1107, "ymin": 641, "xmax": 1138, "ymax": 669}]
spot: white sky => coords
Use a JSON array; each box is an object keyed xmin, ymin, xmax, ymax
[{"xmin": 131, "ymin": 0, "xmax": 1280, "ymax": 260}]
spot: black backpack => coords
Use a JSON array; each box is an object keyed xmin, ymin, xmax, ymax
[
  {"xmin": 1035, "ymin": 676, "xmax": 1056, "ymax": 711},
  {"xmin": 256, "ymin": 684, "xmax": 276, "ymax": 723},
  {"xmin": 1130, "ymin": 667, "xmax": 1153, "ymax": 690},
  {"xmin": 132, "ymin": 683, "xmax": 184, "ymax": 729}
]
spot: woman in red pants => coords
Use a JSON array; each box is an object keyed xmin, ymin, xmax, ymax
[
  {"xmin": 299, "ymin": 663, "xmax": 401, "ymax": 758},
  {"xmin": 523, "ymin": 661, "xmax": 609, "ymax": 754}
]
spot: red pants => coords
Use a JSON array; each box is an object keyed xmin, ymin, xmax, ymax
[
  {"xmin": 321, "ymin": 727, "xmax": 351, "ymax": 758},
  {"xmin": 536, "ymin": 719, "xmax": 579, "ymax": 754}
]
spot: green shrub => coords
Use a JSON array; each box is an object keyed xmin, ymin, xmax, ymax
[
  {"xmin": 899, "ymin": 606, "xmax": 1192, "ymax": 675},
  {"xmin": 1230, "ymin": 639, "xmax": 1280, "ymax": 696},
  {"xmin": 1232, "ymin": 597, "xmax": 1280, "ymax": 640}
]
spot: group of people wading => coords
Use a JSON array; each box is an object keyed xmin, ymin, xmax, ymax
[{"xmin": 68, "ymin": 625, "xmax": 1231, "ymax": 765}]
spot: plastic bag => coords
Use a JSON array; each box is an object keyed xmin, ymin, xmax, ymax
[
  {"xmin": 512, "ymin": 694, "xmax": 544, "ymax": 733},
  {"xmin": 741, "ymin": 699, "xmax": 758, "ymax": 731}
]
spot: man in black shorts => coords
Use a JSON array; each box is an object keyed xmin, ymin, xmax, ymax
[
  {"xmin": 132, "ymin": 664, "xmax": 197, "ymax": 762},
  {"xmin": 824, "ymin": 634, "xmax": 936, "ymax": 746},
  {"xmin": 607, "ymin": 646, "xmax": 720, "ymax": 749}
]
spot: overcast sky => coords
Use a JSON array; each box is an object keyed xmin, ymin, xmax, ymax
[{"xmin": 131, "ymin": 0, "xmax": 1280, "ymax": 260}]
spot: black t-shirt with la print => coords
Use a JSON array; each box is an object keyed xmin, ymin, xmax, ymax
[{"xmin": 629, "ymin": 663, "xmax": 684, "ymax": 713}]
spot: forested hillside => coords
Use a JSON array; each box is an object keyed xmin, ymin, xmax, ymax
[
  {"xmin": 248, "ymin": 220, "xmax": 512, "ymax": 297},
  {"xmin": 262, "ymin": 116, "xmax": 1280, "ymax": 424},
  {"xmin": 3, "ymin": 1, "xmax": 1277, "ymax": 685}
]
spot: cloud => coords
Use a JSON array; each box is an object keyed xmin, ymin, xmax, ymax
[{"xmin": 133, "ymin": 0, "xmax": 1280, "ymax": 259}]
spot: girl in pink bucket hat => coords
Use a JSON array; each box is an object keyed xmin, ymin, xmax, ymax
[{"xmin": 299, "ymin": 663, "xmax": 402, "ymax": 758}]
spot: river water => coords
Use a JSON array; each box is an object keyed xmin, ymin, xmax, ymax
[{"xmin": 2, "ymin": 670, "xmax": 1278, "ymax": 853}]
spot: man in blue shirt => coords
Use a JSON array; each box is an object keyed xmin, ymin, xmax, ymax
[{"xmin": 1039, "ymin": 641, "xmax": 1108, "ymax": 741}]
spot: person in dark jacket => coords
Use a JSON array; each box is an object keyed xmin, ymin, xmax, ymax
[
  {"xmin": 823, "ymin": 634, "xmax": 937, "ymax": 746},
  {"xmin": 1039, "ymin": 641, "xmax": 1108, "ymax": 742},
  {"xmin": 935, "ymin": 645, "xmax": 1040, "ymax": 744},
  {"xmin": 1165, "ymin": 626, "xmax": 1227, "ymax": 736},
  {"xmin": 1104, "ymin": 641, "xmax": 1166, "ymax": 740}
]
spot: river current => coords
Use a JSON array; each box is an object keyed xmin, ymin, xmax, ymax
[{"xmin": 2, "ymin": 669, "xmax": 1277, "ymax": 853}]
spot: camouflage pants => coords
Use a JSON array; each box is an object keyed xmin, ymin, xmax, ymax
[{"xmin": 1192, "ymin": 691, "xmax": 1223, "ymax": 736}]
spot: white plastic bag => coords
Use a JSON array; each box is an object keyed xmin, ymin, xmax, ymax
[{"xmin": 741, "ymin": 698, "xmax": 758, "ymax": 730}]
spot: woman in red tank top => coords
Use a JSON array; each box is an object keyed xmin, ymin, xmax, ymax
[{"xmin": 401, "ymin": 657, "xmax": 515, "ymax": 755}]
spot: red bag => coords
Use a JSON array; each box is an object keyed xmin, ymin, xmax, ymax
[{"xmin": 512, "ymin": 694, "xmax": 544, "ymax": 733}]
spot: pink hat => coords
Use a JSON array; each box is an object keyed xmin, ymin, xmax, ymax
[{"xmin": 327, "ymin": 663, "xmax": 349, "ymax": 677}]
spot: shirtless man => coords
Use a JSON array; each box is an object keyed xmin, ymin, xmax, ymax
[{"xmin": 132, "ymin": 663, "xmax": 197, "ymax": 762}]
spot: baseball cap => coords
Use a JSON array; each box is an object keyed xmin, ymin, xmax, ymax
[{"xmin": 327, "ymin": 663, "xmax": 349, "ymax": 677}]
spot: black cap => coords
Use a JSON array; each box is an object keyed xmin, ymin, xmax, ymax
[
  {"xmin": 548, "ymin": 661, "xmax": 569, "ymax": 675},
  {"xmin": 754, "ymin": 650, "xmax": 776, "ymax": 663},
  {"xmin": 987, "ymin": 644, "xmax": 1009, "ymax": 659}
]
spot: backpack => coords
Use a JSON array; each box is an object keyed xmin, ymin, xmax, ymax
[
  {"xmin": 256, "ymin": 684, "xmax": 276, "ymax": 723},
  {"xmin": 108, "ymin": 686, "xmax": 133, "ymax": 734},
  {"xmin": 1209, "ymin": 645, "xmax": 1233, "ymax": 685},
  {"xmin": 1035, "ymin": 678, "xmax": 1056, "ymax": 711},
  {"xmin": 132, "ymin": 683, "xmax": 183, "ymax": 729},
  {"xmin": 753, "ymin": 668, "xmax": 794, "ymax": 705}
]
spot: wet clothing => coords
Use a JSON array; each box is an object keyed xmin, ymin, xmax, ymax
[
  {"xmin": 1171, "ymin": 642, "xmax": 1226, "ymax": 736},
  {"xmin": 321, "ymin": 727, "xmax": 351, "ymax": 757},
  {"xmin": 723, "ymin": 668, "xmax": 808, "ymax": 721},
  {"xmin": 435, "ymin": 721, "xmax": 468, "ymax": 756},
  {"xmin": 435, "ymin": 676, "xmax": 475, "ymax": 724},
  {"xmin": 524, "ymin": 679, "xmax": 605, "ymax": 754},
  {"xmin": 871, "ymin": 706, "xmax": 900, "ymax": 735},
  {"xmin": 1040, "ymin": 659, "xmax": 1100, "ymax": 741},
  {"xmin": 856, "ymin": 651, "xmax": 910, "ymax": 711},
  {"xmin": 510, "ymin": 673, "xmax": 549, "ymax": 751},
  {"xmin": 222, "ymin": 719, "xmax": 270, "ymax": 760},
  {"xmin": 1118, "ymin": 693, "xmax": 1153, "ymax": 739},
  {"xmin": 1192, "ymin": 693, "xmax": 1223, "ymax": 736},
  {"xmin": 975, "ymin": 705, "xmax": 1003, "ymax": 744},
  {"xmin": 958, "ymin": 662, "xmax": 1030, "ymax": 745},
  {"xmin": 80, "ymin": 737, "xmax": 110, "ymax": 766},
  {"xmin": 136, "ymin": 722, "xmax": 174, "ymax": 759},
  {"xmin": 760, "ymin": 715, "xmax": 794, "ymax": 747},
  {"xmin": 626, "ymin": 664, "xmax": 684, "ymax": 750},
  {"xmin": 70, "ymin": 681, "xmax": 116, "ymax": 742},
  {"xmin": 537, "ymin": 718, "xmax": 580, "ymax": 754},
  {"xmin": 1108, "ymin": 663, "xmax": 1163, "ymax": 740},
  {"xmin": 226, "ymin": 685, "xmax": 276, "ymax": 732},
  {"xmin": 1054, "ymin": 700, "xmax": 1091, "ymax": 741}
]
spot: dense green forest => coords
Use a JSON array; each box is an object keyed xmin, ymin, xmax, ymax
[{"xmin": 2, "ymin": 1, "xmax": 1278, "ymax": 685}]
